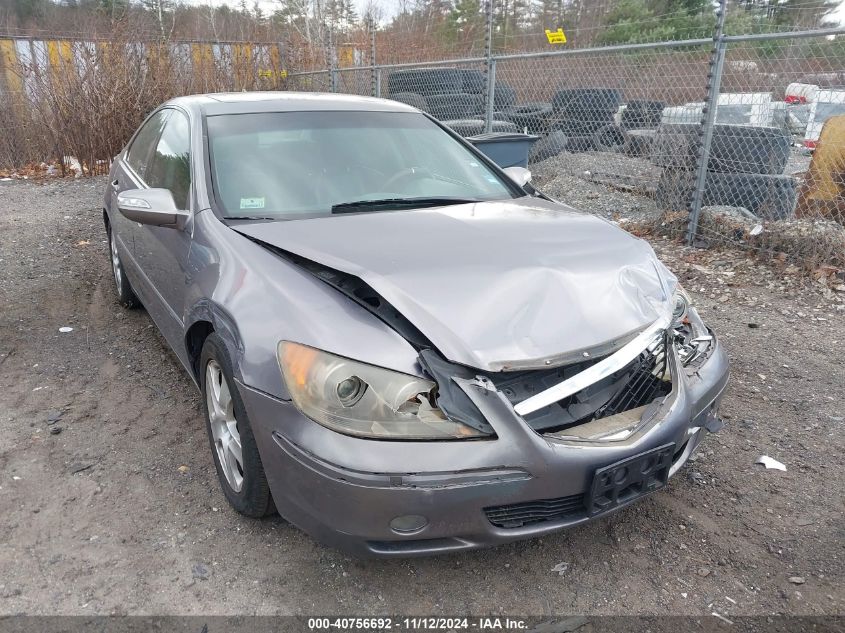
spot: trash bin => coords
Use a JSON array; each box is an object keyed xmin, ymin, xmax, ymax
[{"xmin": 466, "ymin": 132, "xmax": 540, "ymax": 168}]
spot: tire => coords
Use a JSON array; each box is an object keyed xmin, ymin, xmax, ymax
[
  {"xmin": 620, "ymin": 100, "xmax": 665, "ymax": 129},
  {"xmin": 550, "ymin": 118, "xmax": 608, "ymax": 151},
  {"xmin": 564, "ymin": 108, "xmax": 618, "ymax": 124},
  {"xmin": 652, "ymin": 124, "xmax": 792, "ymax": 175},
  {"xmin": 624, "ymin": 129, "xmax": 656, "ymax": 157},
  {"xmin": 656, "ymin": 169, "xmax": 798, "ymax": 219},
  {"xmin": 444, "ymin": 119, "xmax": 485, "ymax": 137},
  {"xmin": 554, "ymin": 118, "xmax": 608, "ymax": 137},
  {"xmin": 493, "ymin": 82, "xmax": 517, "ymax": 109},
  {"xmin": 107, "ymin": 224, "xmax": 139, "ymax": 309},
  {"xmin": 592, "ymin": 124, "xmax": 626, "ymax": 152},
  {"xmin": 651, "ymin": 123, "xmax": 698, "ymax": 168},
  {"xmin": 426, "ymin": 93, "xmax": 484, "ymax": 120},
  {"xmin": 457, "ymin": 69, "xmax": 486, "ymax": 94},
  {"xmin": 389, "ymin": 92, "xmax": 427, "ymax": 111},
  {"xmin": 443, "ymin": 119, "xmax": 519, "ymax": 137},
  {"xmin": 552, "ymin": 88, "xmax": 623, "ymax": 115},
  {"xmin": 387, "ymin": 68, "xmax": 462, "ymax": 97},
  {"xmin": 529, "ymin": 130, "xmax": 568, "ymax": 162},
  {"xmin": 708, "ymin": 125, "xmax": 791, "ymax": 175},
  {"xmin": 200, "ymin": 333, "xmax": 275, "ymax": 518},
  {"xmin": 502, "ymin": 102, "xmax": 553, "ymax": 135},
  {"xmin": 706, "ymin": 172, "xmax": 798, "ymax": 219}
]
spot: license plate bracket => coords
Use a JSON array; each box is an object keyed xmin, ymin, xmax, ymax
[{"xmin": 587, "ymin": 443, "xmax": 675, "ymax": 516}]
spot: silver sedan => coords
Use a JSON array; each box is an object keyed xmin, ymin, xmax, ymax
[{"xmin": 104, "ymin": 92, "xmax": 729, "ymax": 557}]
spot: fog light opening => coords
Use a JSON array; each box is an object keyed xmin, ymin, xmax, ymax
[{"xmin": 389, "ymin": 514, "xmax": 428, "ymax": 535}]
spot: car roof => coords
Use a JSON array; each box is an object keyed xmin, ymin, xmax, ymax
[{"xmin": 165, "ymin": 91, "xmax": 419, "ymax": 116}]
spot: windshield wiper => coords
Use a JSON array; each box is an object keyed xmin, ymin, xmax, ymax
[
  {"xmin": 225, "ymin": 215, "xmax": 278, "ymax": 221},
  {"xmin": 331, "ymin": 196, "xmax": 480, "ymax": 214}
]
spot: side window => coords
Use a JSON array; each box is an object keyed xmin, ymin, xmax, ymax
[
  {"xmin": 125, "ymin": 110, "xmax": 169, "ymax": 180},
  {"xmin": 146, "ymin": 111, "xmax": 192, "ymax": 210}
]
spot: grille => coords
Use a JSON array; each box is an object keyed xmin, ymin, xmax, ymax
[
  {"xmin": 594, "ymin": 332, "xmax": 669, "ymax": 420},
  {"xmin": 484, "ymin": 494, "xmax": 586, "ymax": 529},
  {"xmin": 509, "ymin": 331, "xmax": 672, "ymax": 434}
]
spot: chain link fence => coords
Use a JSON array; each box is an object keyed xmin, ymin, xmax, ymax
[
  {"xmin": 2, "ymin": 21, "xmax": 845, "ymax": 273},
  {"xmin": 285, "ymin": 26, "xmax": 845, "ymax": 274}
]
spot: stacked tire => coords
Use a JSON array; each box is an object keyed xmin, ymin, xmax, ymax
[
  {"xmin": 549, "ymin": 88, "xmax": 623, "ymax": 153},
  {"xmin": 387, "ymin": 68, "xmax": 522, "ymax": 136},
  {"xmin": 620, "ymin": 100, "xmax": 665, "ymax": 130},
  {"xmin": 386, "ymin": 67, "xmax": 516, "ymax": 131},
  {"xmin": 655, "ymin": 124, "xmax": 797, "ymax": 220},
  {"xmin": 443, "ymin": 119, "xmax": 519, "ymax": 137},
  {"xmin": 500, "ymin": 102, "xmax": 553, "ymax": 135},
  {"xmin": 620, "ymin": 100, "xmax": 665, "ymax": 157}
]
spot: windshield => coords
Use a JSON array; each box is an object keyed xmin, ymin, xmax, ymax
[{"xmin": 206, "ymin": 111, "xmax": 515, "ymax": 219}]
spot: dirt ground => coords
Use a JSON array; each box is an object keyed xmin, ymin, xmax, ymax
[{"xmin": 0, "ymin": 176, "xmax": 843, "ymax": 618}]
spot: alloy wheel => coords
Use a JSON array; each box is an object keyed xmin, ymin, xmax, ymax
[
  {"xmin": 110, "ymin": 230, "xmax": 122, "ymax": 292},
  {"xmin": 205, "ymin": 359, "xmax": 244, "ymax": 492}
]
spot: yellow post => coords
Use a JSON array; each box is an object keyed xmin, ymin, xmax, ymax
[{"xmin": 0, "ymin": 39, "xmax": 23, "ymax": 96}]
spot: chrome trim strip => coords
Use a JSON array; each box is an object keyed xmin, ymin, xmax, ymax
[{"xmin": 513, "ymin": 314, "xmax": 672, "ymax": 416}]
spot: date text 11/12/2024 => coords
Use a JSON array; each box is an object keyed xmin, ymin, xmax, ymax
[{"xmin": 307, "ymin": 617, "xmax": 529, "ymax": 631}]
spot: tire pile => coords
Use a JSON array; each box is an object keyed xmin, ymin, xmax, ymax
[
  {"xmin": 385, "ymin": 70, "xmax": 799, "ymax": 220},
  {"xmin": 515, "ymin": 90, "xmax": 666, "ymax": 162},
  {"xmin": 521, "ymin": 88, "xmax": 627, "ymax": 161},
  {"xmin": 386, "ymin": 67, "xmax": 518, "ymax": 134},
  {"xmin": 654, "ymin": 124, "xmax": 796, "ymax": 220}
]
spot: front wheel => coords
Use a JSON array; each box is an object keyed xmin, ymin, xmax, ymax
[
  {"xmin": 108, "ymin": 226, "xmax": 139, "ymax": 308},
  {"xmin": 201, "ymin": 333, "xmax": 275, "ymax": 518}
]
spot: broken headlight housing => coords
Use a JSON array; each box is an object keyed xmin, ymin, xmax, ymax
[
  {"xmin": 671, "ymin": 286, "xmax": 713, "ymax": 366},
  {"xmin": 277, "ymin": 341, "xmax": 487, "ymax": 439}
]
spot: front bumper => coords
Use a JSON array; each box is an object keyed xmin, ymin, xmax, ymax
[{"xmin": 239, "ymin": 338, "xmax": 729, "ymax": 557}]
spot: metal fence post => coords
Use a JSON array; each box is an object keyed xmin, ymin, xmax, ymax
[
  {"xmin": 324, "ymin": 23, "xmax": 338, "ymax": 93},
  {"xmin": 485, "ymin": 60, "xmax": 497, "ymax": 133},
  {"xmin": 483, "ymin": 0, "xmax": 495, "ymax": 132},
  {"xmin": 369, "ymin": 17, "xmax": 378, "ymax": 97},
  {"xmin": 686, "ymin": 0, "xmax": 728, "ymax": 245},
  {"xmin": 374, "ymin": 67, "xmax": 382, "ymax": 98}
]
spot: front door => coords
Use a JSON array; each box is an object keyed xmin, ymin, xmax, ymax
[{"xmin": 133, "ymin": 108, "xmax": 194, "ymax": 350}]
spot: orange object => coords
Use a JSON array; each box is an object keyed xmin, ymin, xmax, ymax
[{"xmin": 795, "ymin": 114, "xmax": 845, "ymax": 224}]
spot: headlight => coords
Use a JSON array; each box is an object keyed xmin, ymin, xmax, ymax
[
  {"xmin": 277, "ymin": 341, "xmax": 488, "ymax": 439},
  {"xmin": 672, "ymin": 286, "xmax": 691, "ymax": 325}
]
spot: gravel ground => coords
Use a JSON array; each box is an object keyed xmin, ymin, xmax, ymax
[
  {"xmin": 530, "ymin": 147, "xmax": 813, "ymax": 224},
  {"xmin": 532, "ymin": 151, "xmax": 663, "ymax": 222},
  {"xmin": 0, "ymin": 177, "xmax": 843, "ymax": 618}
]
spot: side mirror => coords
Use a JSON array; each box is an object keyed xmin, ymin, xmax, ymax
[
  {"xmin": 117, "ymin": 188, "xmax": 189, "ymax": 230},
  {"xmin": 503, "ymin": 166, "xmax": 532, "ymax": 187}
]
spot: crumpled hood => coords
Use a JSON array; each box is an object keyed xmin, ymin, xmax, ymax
[{"xmin": 235, "ymin": 197, "xmax": 677, "ymax": 371}]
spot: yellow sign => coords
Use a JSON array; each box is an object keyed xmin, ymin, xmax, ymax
[
  {"xmin": 259, "ymin": 69, "xmax": 288, "ymax": 79},
  {"xmin": 545, "ymin": 28, "xmax": 567, "ymax": 44}
]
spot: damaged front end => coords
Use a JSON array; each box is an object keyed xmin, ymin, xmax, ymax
[
  {"xmin": 233, "ymin": 233, "xmax": 730, "ymax": 555},
  {"xmin": 254, "ymin": 236, "xmax": 723, "ymax": 447},
  {"xmin": 421, "ymin": 286, "xmax": 722, "ymax": 445}
]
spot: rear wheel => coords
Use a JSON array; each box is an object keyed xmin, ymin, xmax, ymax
[
  {"xmin": 201, "ymin": 333, "xmax": 275, "ymax": 518},
  {"xmin": 108, "ymin": 225, "xmax": 139, "ymax": 308}
]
